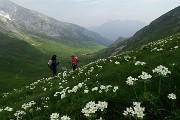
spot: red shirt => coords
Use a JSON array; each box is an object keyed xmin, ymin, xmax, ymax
[{"xmin": 71, "ymin": 57, "xmax": 78, "ymax": 65}]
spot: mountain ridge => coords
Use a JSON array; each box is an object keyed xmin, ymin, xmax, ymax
[
  {"xmin": 107, "ymin": 5, "xmax": 180, "ymax": 56},
  {"xmin": 88, "ymin": 20, "xmax": 147, "ymax": 41},
  {"xmin": 0, "ymin": 0, "xmax": 112, "ymax": 46}
]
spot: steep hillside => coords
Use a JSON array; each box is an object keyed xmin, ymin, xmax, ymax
[
  {"xmin": 108, "ymin": 6, "xmax": 180, "ymax": 56},
  {"xmin": 0, "ymin": 32, "xmax": 46, "ymax": 93},
  {"xmin": 0, "ymin": 0, "xmax": 112, "ymax": 46},
  {"xmin": 0, "ymin": 32, "xmax": 179, "ymax": 120}
]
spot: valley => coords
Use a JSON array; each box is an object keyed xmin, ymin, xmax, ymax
[{"xmin": 0, "ymin": 0, "xmax": 180, "ymax": 119}]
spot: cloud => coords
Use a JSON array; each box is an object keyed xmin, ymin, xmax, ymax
[
  {"xmin": 67, "ymin": 0, "xmax": 104, "ymax": 4},
  {"xmin": 143, "ymin": 0, "xmax": 160, "ymax": 3}
]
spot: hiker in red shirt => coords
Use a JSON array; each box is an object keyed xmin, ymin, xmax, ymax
[{"xmin": 70, "ymin": 55, "xmax": 79, "ymax": 71}]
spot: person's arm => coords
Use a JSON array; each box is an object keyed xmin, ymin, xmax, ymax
[{"xmin": 56, "ymin": 61, "xmax": 60, "ymax": 66}]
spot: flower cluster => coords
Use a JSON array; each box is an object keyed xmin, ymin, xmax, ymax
[
  {"xmin": 3, "ymin": 106, "xmax": 13, "ymax": 111},
  {"xmin": 167, "ymin": 93, "xmax": 176, "ymax": 100},
  {"xmin": 174, "ymin": 46, "xmax": 178, "ymax": 49},
  {"xmin": 135, "ymin": 61, "xmax": 146, "ymax": 66},
  {"xmin": 14, "ymin": 110, "xmax": 26, "ymax": 120},
  {"xmin": 21, "ymin": 101, "xmax": 36, "ymax": 110},
  {"xmin": 91, "ymin": 85, "xmax": 118, "ymax": 93},
  {"xmin": 61, "ymin": 115, "xmax": 71, "ymax": 120},
  {"xmin": 50, "ymin": 113, "xmax": 59, "ymax": 120},
  {"xmin": 152, "ymin": 65, "xmax": 171, "ymax": 76},
  {"xmin": 138, "ymin": 71, "xmax": 152, "ymax": 80},
  {"xmin": 115, "ymin": 61, "xmax": 120, "ymax": 64},
  {"xmin": 123, "ymin": 102, "xmax": 145, "ymax": 119},
  {"xmin": 124, "ymin": 55, "xmax": 131, "ymax": 61},
  {"xmin": 113, "ymin": 86, "xmax": 119, "ymax": 92},
  {"xmin": 151, "ymin": 47, "xmax": 163, "ymax": 52},
  {"xmin": 126, "ymin": 76, "xmax": 138, "ymax": 85},
  {"xmin": 81, "ymin": 101, "xmax": 108, "ymax": 117},
  {"xmin": 54, "ymin": 87, "xmax": 70, "ymax": 99}
]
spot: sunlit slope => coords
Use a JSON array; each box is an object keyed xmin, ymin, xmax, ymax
[
  {"xmin": 0, "ymin": 33, "xmax": 179, "ymax": 119},
  {"xmin": 0, "ymin": 33, "xmax": 106, "ymax": 94}
]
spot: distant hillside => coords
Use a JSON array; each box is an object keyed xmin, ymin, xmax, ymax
[
  {"xmin": 104, "ymin": 6, "xmax": 180, "ymax": 56},
  {"xmin": 0, "ymin": 0, "xmax": 112, "ymax": 46},
  {"xmin": 88, "ymin": 20, "xmax": 146, "ymax": 41},
  {"xmin": 111, "ymin": 36, "xmax": 127, "ymax": 46}
]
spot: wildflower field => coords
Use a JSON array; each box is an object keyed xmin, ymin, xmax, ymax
[{"xmin": 0, "ymin": 33, "xmax": 180, "ymax": 120}]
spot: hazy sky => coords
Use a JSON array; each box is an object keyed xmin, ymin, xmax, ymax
[{"xmin": 10, "ymin": 0, "xmax": 180, "ymax": 28}]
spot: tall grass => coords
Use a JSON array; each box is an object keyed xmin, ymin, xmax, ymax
[{"xmin": 0, "ymin": 33, "xmax": 179, "ymax": 120}]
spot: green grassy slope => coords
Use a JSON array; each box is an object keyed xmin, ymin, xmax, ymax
[
  {"xmin": 0, "ymin": 33, "xmax": 46, "ymax": 93},
  {"xmin": 0, "ymin": 33, "xmax": 179, "ymax": 119},
  {"xmin": 0, "ymin": 33, "xmax": 106, "ymax": 94}
]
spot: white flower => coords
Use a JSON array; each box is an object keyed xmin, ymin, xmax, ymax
[
  {"xmin": 126, "ymin": 76, "xmax": 138, "ymax": 85},
  {"xmin": 113, "ymin": 86, "xmax": 119, "ymax": 92},
  {"xmin": 50, "ymin": 113, "xmax": 59, "ymax": 120},
  {"xmin": 123, "ymin": 110, "xmax": 129, "ymax": 116},
  {"xmin": 14, "ymin": 110, "xmax": 26, "ymax": 120},
  {"xmin": 22, "ymin": 101, "xmax": 36, "ymax": 110},
  {"xmin": 84, "ymin": 90, "xmax": 89, "ymax": 93},
  {"xmin": 61, "ymin": 115, "xmax": 71, "ymax": 120},
  {"xmin": 36, "ymin": 107, "xmax": 41, "ymax": 111},
  {"xmin": 4, "ymin": 106, "xmax": 13, "ymax": 111},
  {"xmin": 61, "ymin": 93, "xmax": 66, "ymax": 99},
  {"xmin": 44, "ymin": 88, "xmax": 47, "ymax": 91},
  {"xmin": 115, "ymin": 61, "xmax": 120, "ymax": 64},
  {"xmin": 99, "ymin": 90, "xmax": 102, "ymax": 93},
  {"xmin": 135, "ymin": 61, "xmax": 146, "ymax": 66},
  {"xmin": 82, "ymin": 101, "xmax": 108, "ymax": 117},
  {"xmin": 96, "ymin": 117, "xmax": 103, "ymax": 120},
  {"xmin": 100, "ymin": 85, "xmax": 106, "ymax": 90},
  {"xmin": 138, "ymin": 71, "xmax": 152, "ymax": 80},
  {"xmin": 123, "ymin": 102, "xmax": 145, "ymax": 119},
  {"xmin": 92, "ymin": 87, "xmax": 98, "ymax": 91},
  {"xmin": 174, "ymin": 46, "xmax": 178, "ymax": 49},
  {"xmin": 152, "ymin": 65, "xmax": 171, "ymax": 76},
  {"xmin": 54, "ymin": 92, "xmax": 60, "ymax": 97},
  {"xmin": 97, "ymin": 101, "xmax": 108, "ymax": 111},
  {"xmin": 78, "ymin": 82, "xmax": 84, "ymax": 88},
  {"xmin": 168, "ymin": 93, "xmax": 176, "ymax": 100}
]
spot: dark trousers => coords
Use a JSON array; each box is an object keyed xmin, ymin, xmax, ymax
[
  {"xmin": 72, "ymin": 63, "xmax": 77, "ymax": 71},
  {"xmin": 52, "ymin": 68, "xmax": 57, "ymax": 76}
]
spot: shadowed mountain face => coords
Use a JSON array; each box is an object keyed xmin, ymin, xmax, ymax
[{"xmin": 0, "ymin": 0, "xmax": 112, "ymax": 46}]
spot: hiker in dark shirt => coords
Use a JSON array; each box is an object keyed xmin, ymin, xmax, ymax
[{"xmin": 51, "ymin": 55, "xmax": 60, "ymax": 76}]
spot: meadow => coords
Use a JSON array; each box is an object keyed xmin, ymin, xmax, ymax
[
  {"xmin": 0, "ymin": 33, "xmax": 106, "ymax": 94},
  {"xmin": 0, "ymin": 33, "xmax": 179, "ymax": 120}
]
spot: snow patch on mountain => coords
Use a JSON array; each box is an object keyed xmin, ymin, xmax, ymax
[{"xmin": 0, "ymin": 10, "xmax": 11, "ymax": 20}]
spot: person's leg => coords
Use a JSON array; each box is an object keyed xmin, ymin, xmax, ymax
[
  {"xmin": 72, "ymin": 64, "xmax": 77, "ymax": 70},
  {"xmin": 53, "ymin": 68, "xmax": 57, "ymax": 76}
]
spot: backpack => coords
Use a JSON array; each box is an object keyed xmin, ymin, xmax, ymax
[
  {"xmin": 48, "ymin": 60, "xmax": 52, "ymax": 69},
  {"xmin": 75, "ymin": 57, "xmax": 79, "ymax": 63}
]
